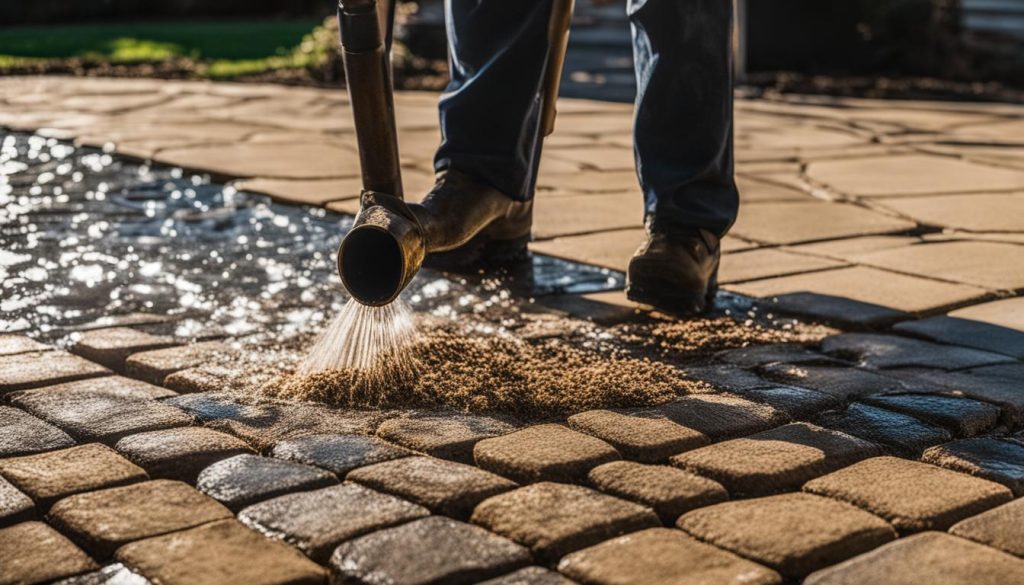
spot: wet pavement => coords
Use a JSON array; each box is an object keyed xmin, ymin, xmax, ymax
[{"xmin": 1, "ymin": 76, "xmax": 1023, "ymax": 584}]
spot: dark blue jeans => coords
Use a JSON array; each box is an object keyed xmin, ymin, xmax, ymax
[{"xmin": 434, "ymin": 0, "xmax": 739, "ymax": 237}]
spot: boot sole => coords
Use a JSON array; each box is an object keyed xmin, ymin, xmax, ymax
[{"xmin": 626, "ymin": 275, "xmax": 718, "ymax": 317}]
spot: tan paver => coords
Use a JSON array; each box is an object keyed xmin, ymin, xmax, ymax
[
  {"xmin": 124, "ymin": 341, "xmax": 236, "ymax": 385},
  {"xmin": 876, "ymin": 193, "xmax": 1024, "ymax": 232},
  {"xmin": 474, "ymin": 423, "xmax": 620, "ymax": 484},
  {"xmin": 587, "ymin": 461, "xmax": 728, "ymax": 524},
  {"xmin": 852, "ymin": 240, "xmax": 1024, "ymax": 291},
  {"xmin": 532, "ymin": 192, "xmax": 642, "ymax": 240},
  {"xmin": 0, "ymin": 334, "xmax": 49, "ymax": 356},
  {"xmin": 808, "ymin": 154, "xmax": 1024, "ymax": 197},
  {"xmin": 375, "ymin": 412, "xmax": 518, "ymax": 463},
  {"xmin": 116, "ymin": 519, "xmax": 326, "ymax": 585},
  {"xmin": 558, "ymin": 527, "xmax": 782, "ymax": 585},
  {"xmin": 0, "ymin": 521, "xmax": 99, "ymax": 584},
  {"xmin": 950, "ymin": 498, "xmax": 1024, "ymax": 558},
  {"xmin": 678, "ymin": 493, "xmax": 896, "ymax": 578},
  {"xmin": 0, "ymin": 350, "xmax": 110, "ymax": 393},
  {"xmin": 71, "ymin": 327, "xmax": 179, "ymax": 372},
  {"xmin": 0, "ymin": 476, "xmax": 34, "ymax": 527},
  {"xmin": 803, "ymin": 532, "xmax": 1024, "ymax": 585},
  {"xmin": 567, "ymin": 409, "xmax": 708, "ymax": 462},
  {"xmin": 0, "ymin": 405, "xmax": 75, "ymax": 457},
  {"xmin": 719, "ymin": 248, "xmax": 846, "ymax": 284},
  {"xmin": 949, "ymin": 297, "xmax": 1024, "ymax": 331},
  {"xmin": 730, "ymin": 201, "xmax": 915, "ymax": 245},
  {"xmin": 158, "ymin": 140, "xmax": 359, "ymax": 179},
  {"xmin": 804, "ymin": 457, "xmax": 1013, "ymax": 534},
  {"xmin": 0, "ymin": 443, "xmax": 148, "ymax": 508},
  {"xmin": 115, "ymin": 426, "xmax": 254, "ymax": 483},
  {"xmin": 671, "ymin": 423, "xmax": 881, "ymax": 496},
  {"xmin": 530, "ymin": 228, "xmax": 645, "ymax": 272},
  {"xmin": 471, "ymin": 482, "xmax": 659, "ymax": 564},
  {"xmin": 640, "ymin": 393, "xmax": 787, "ymax": 440}
]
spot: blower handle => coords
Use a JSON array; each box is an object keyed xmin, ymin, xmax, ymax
[{"xmin": 541, "ymin": 0, "xmax": 576, "ymax": 136}]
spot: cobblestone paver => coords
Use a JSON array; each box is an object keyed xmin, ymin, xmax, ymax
[{"xmin": 2, "ymin": 77, "xmax": 1024, "ymax": 582}]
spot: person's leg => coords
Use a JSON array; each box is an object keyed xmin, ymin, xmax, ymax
[
  {"xmin": 630, "ymin": 0, "xmax": 738, "ymax": 236},
  {"xmin": 434, "ymin": 0, "xmax": 554, "ymax": 201}
]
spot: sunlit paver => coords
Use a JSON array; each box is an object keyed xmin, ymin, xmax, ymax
[
  {"xmin": 0, "ymin": 476, "xmax": 34, "ymax": 527},
  {"xmin": 819, "ymin": 332, "xmax": 1012, "ymax": 370},
  {"xmin": 922, "ymin": 438, "xmax": 1024, "ymax": 496},
  {"xmin": 950, "ymin": 498, "xmax": 1024, "ymax": 558},
  {"xmin": 0, "ymin": 405, "xmax": 75, "ymax": 457},
  {"xmin": 375, "ymin": 412, "xmax": 519, "ymax": 463},
  {"xmin": 115, "ymin": 426, "xmax": 253, "ymax": 483},
  {"xmin": 587, "ymin": 460, "xmax": 728, "ymax": 524},
  {"xmin": 0, "ymin": 443, "xmax": 148, "ymax": 508},
  {"xmin": 71, "ymin": 327, "xmax": 179, "ymax": 372},
  {"xmin": 0, "ymin": 521, "xmax": 99, "ymax": 584},
  {"xmin": 196, "ymin": 454, "xmax": 338, "ymax": 512},
  {"xmin": 0, "ymin": 350, "xmax": 110, "ymax": 393},
  {"xmin": 474, "ymin": 424, "xmax": 621, "ymax": 484},
  {"xmin": 639, "ymin": 394, "xmax": 787, "ymax": 440},
  {"xmin": 566, "ymin": 409, "xmax": 709, "ymax": 462},
  {"xmin": 125, "ymin": 341, "xmax": 236, "ymax": 385},
  {"xmin": 271, "ymin": 434, "xmax": 411, "ymax": 477}
]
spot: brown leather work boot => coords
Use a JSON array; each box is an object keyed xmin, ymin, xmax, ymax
[
  {"xmin": 410, "ymin": 169, "xmax": 533, "ymax": 272},
  {"xmin": 626, "ymin": 219, "xmax": 720, "ymax": 316}
]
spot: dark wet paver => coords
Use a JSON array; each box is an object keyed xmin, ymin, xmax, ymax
[
  {"xmin": 587, "ymin": 460, "xmax": 728, "ymax": 524},
  {"xmin": 678, "ymin": 493, "xmax": 896, "ymax": 578},
  {"xmin": 271, "ymin": 434, "xmax": 410, "ymax": 477},
  {"xmin": 559, "ymin": 527, "xmax": 782, "ymax": 585},
  {"xmin": 375, "ymin": 412, "xmax": 519, "ymax": 463},
  {"xmin": 950, "ymin": 498, "xmax": 1024, "ymax": 558},
  {"xmin": 331, "ymin": 516, "xmax": 531, "ymax": 585},
  {"xmin": 816, "ymin": 403, "xmax": 952, "ymax": 457},
  {"xmin": 731, "ymin": 385, "xmax": 841, "ymax": 420},
  {"xmin": 196, "ymin": 453, "xmax": 337, "ymax": 512},
  {"xmin": 0, "ymin": 444, "xmax": 148, "ymax": 508},
  {"xmin": 0, "ymin": 405, "xmax": 75, "ymax": 456},
  {"xmin": 861, "ymin": 393, "xmax": 1000, "ymax": 437},
  {"xmin": 474, "ymin": 424, "xmax": 621, "ymax": 484},
  {"xmin": 819, "ymin": 333, "xmax": 1012, "ymax": 370},
  {"xmin": 717, "ymin": 343, "xmax": 839, "ymax": 368},
  {"xmin": 893, "ymin": 316, "xmax": 1024, "ymax": 360},
  {"xmin": 567, "ymin": 409, "xmax": 709, "ymax": 463},
  {"xmin": 759, "ymin": 363, "xmax": 903, "ymax": 401},
  {"xmin": 115, "ymin": 427, "xmax": 253, "ymax": 483},
  {"xmin": 922, "ymin": 438, "xmax": 1024, "ymax": 495},
  {"xmin": 0, "ymin": 521, "xmax": 99, "ymax": 584}
]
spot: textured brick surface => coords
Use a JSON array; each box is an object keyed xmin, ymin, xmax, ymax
[
  {"xmin": 0, "ymin": 443, "xmax": 147, "ymax": 508},
  {"xmin": 124, "ymin": 341, "xmax": 235, "ymax": 384},
  {"xmin": 115, "ymin": 427, "xmax": 253, "ymax": 483},
  {"xmin": 817, "ymin": 402, "xmax": 952, "ymax": 456},
  {"xmin": 116, "ymin": 519, "xmax": 326, "ymax": 585},
  {"xmin": 0, "ymin": 334, "xmax": 49, "ymax": 356},
  {"xmin": 803, "ymin": 532, "xmax": 1024, "ymax": 585},
  {"xmin": 760, "ymin": 363, "xmax": 903, "ymax": 400},
  {"xmin": 639, "ymin": 394, "xmax": 787, "ymax": 440},
  {"xmin": 331, "ymin": 516, "xmax": 531, "ymax": 585},
  {"xmin": 678, "ymin": 493, "xmax": 896, "ymax": 578},
  {"xmin": 567, "ymin": 409, "xmax": 708, "ymax": 462},
  {"xmin": 196, "ymin": 453, "xmax": 337, "ymax": 511},
  {"xmin": 0, "ymin": 475, "xmax": 34, "ymax": 527},
  {"xmin": 474, "ymin": 424, "xmax": 620, "ymax": 484},
  {"xmin": 48, "ymin": 479, "xmax": 232, "ymax": 557},
  {"xmin": 376, "ymin": 412, "xmax": 518, "ymax": 463},
  {"xmin": 559, "ymin": 527, "xmax": 782, "ymax": 585},
  {"xmin": 11, "ymin": 386, "xmax": 191, "ymax": 443},
  {"xmin": 0, "ymin": 350, "xmax": 109, "ymax": 393},
  {"xmin": 820, "ymin": 333, "xmax": 1011, "ymax": 370},
  {"xmin": 861, "ymin": 393, "xmax": 1000, "ymax": 437},
  {"xmin": 271, "ymin": 433, "xmax": 410, "ymax": 476},
  {"xmin": 804, "ymin": 456, "xmax": 1012, "ymax": 533},
  {"xmin": 348, "ymin": 456, "xmax": 517, "ymax": 519},
  {"xmin": 71, "ymin": 327, "xmax": 179, "ymax": 372},
  {"xmin": 0, "ymin": 405, "xmax": 75, "ymax": 456},
  {"xmin": 587, "ymin": 460, "xmax": 728, "ymax": 524},
  {"xmin": 922, "ymin": 438, "xmax": 1024, "ymax": 495},
  {"xmin": 897, "ymin": 369, "xmax": 1024, "ymax": 426},
  {"xmin": 477, "ymin": 567, "xmax": 573, "ymax": 585},
  {"xmin": 717, "ymin": 343, "xmax": 839, "ymax": 368},
  {"xmin": 671, "ymin": 423, "xmax": 881, "ymax": 496},
  {"xmin": 239, "ymin": 482, "xmax": 428, "ymax": 562},
  {"xmin": 894, "ymin": 315, "xmax": 1024, "ymax": 360},
  {"xmin": 471, "ymin": 482, "xmax": 659, "ymax": 564},
  {"xmin": 950, "ymin": 498, "xmax": 1024, "ymax": 558},
  {"xmin": 731, "ymin": 385, "xmax": 841, "ymax": 420},
  {"xmin": 19, "ymin": 375, "xmax": 178, "ymax": 400},
  {"xmin": 0, "ymin": 521, "xmax": 99, "ymax": 584}
]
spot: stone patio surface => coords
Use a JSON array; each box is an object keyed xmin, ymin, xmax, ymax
[{"xmin": 1, "ymin": 76, "xmax": 1023, "ymax": 584}]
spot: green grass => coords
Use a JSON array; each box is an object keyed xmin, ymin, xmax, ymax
[{"xmin": 0, "ymin": 19, "xmax": 326, "ymax": 77}]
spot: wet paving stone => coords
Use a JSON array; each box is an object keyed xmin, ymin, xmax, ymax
[
  {"xmin": 567, "ymin": 409, "xmax": 709, "ymax": 462},
  {"xmin": 678, "ymin": 492, "xmax": 896, "ymax": 579},
  {"xmin": 819, "ymin": 333, "xmax": 1013, "ymax": 370},
  {"xmin": 124, "ymin": 341, "xmax": 236, "ymax": 385},
  {"xmin": 331, "ymin": 516, "xmax": 531, "ymax": 585},
  {"xmin": 0, "ymin": 443, "xmax": 148, "ymax": 508},
  {"xmin": 477, "ymin": 566, "xmax": 573, "ymax": 585},
  {"xmin": 167, "ymin": 392, "xmax": 385, "ymax": 451},
  {"xmin": 0, "ymin": 405, "xmax": 75, "ymax": 456},
  {"xmin": 671, "ymin": 422, "xmax": 882, "ymax": 497},
  {"xmin": 861, "ymin": 393, "xmax": 1001, "ymax": 437},
  {"xmin": 587, "ymin": 460, "xmax": 728, "ymax": 524},
  {"xmin": 804, "ymin": 456, "xmax": 1012, "ymax": 534},
  {"xmin": 271, "ymin": 434, "xmax": 411, "ymax": 477},
  {"xmin": 115, "ymin": 427, "xmax": 254, "ymax": 483},
  {"xmin": 347, "ymin": 455, "xmax": 517, "ymax": 520},
  {"xmin": 759, "ymin": 363, "xmax": 904, "ymax": 401},
  {"xmin": 0, "ymin": 334, "xmax": 50, "ymax": 356},
  {"xmin": 10, "ymin": 386, "xmax": 191, "ymax": 444},
  {"xmin": 803, "ymin": 532, "xmax": 1024, "ymax": 585},
  {"xmin": 474, "ymin": 424, "xmax": 621, "ymax": 484},
  {"xmin": 730, "ymin": 385, "xmax": 841, "ymax": 420},
  {"xmin": 761, "ymin": 291, "xmax": 910, "ymax": 329},
  {"xmin": 950, "ymin": 498, "xmax": 1024, "ymax": 558},
  {"xmin": 48, "ymin": 479, "xmax": 232, "ymax": 558},
  {"xmin": 558, "ymin": 527, "xmax": 782, "ymax": 585},
  {"xmin": 471, "ymin": 482, "xmax": 659, "ymax": 564},
  {"xmin": 239, "ymin": 482, "xmax": 428, "ymax": 562},
  {"xmin": 116, "ymin": 519, "xmax": 326, "ymax": 585},
  {"xmin": 51, "ymin": 563, "xmax": 151, "ymax": 585},
  {"xmin": 897, "ymin": 369, "xmax": 1024, "ymax": 426},
  {"xmin": 639, "ymin": 394, "xmax": 788, "ymax": 440},
  {"xmin": 717, "ymin": 343, "xmax": 841, "ymax": 368},
  {"xmin": 375, "ymin": 412, "xmax": 519, "ymax": 463},
  {"xmin": 0, "ymin": 475, "xmax": 35, "ymax": 527},
  {"xmin": 894, "ymin": 315, "xmax": 1024, "ymax": 360},
  {"xmin": 816, "ymin": 402, "xmax": 952, "ymax": 456},
  {"xmin": 0, "ymin": 521, "xmax": 99, "ymax": 584},
  {"xmin": 922, "ymin": 438, "xmax": 1024, "ymax": 495},
  {"xmin": 0, "ymin": 350, "xmax": 110, "ymax": 393},
  {"xmin": 71, "ymin": 328, "xmax": 179, "ymax": 372},
  {"xmin": 679, "ymin": 364, "xmax": 772, "ymax": 392},
  {"xmin": 196, "ymin": 453, "xmax": 337, "ymax": 511}
]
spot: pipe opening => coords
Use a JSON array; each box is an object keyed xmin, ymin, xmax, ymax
[{"xmin": 339, "ymin": 227, "xmax": 404, "ymax": 305}]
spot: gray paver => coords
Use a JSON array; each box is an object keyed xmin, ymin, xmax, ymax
[
  {"xmin": 567, "ymin": 409, "xmax": 709, "ymax": 462},
  {"xmin": 124, "ymin": 341, "xmax": 235, "ymax": 385},
  {"xmin": 477, "ymin": 567, "xmax": 573, "ymax": 585},
  {"xmin": 677, "ymin": 493, "xmax": 896, "ymax": 578},
  {"xmin": 861, "ymin": 393, "xmax": 1000, "ymax": 437},
  {"xmin": 471, "ymin": 482, "xmax": 659, "ymax": 564},
  {"xmin": 474, "ymin": 424, "xmax": 621, "ymax": 484},
  {"xmin": 331, "ymin": 516, "xmax": 531, "ymax": 585},
  {"xmin": 897, "ymin": 369, "xmax": 1024, "ymax": 425},
  {"xmin": 804, "ymin": 456, "xmax": 1013, "ymax": 534},
  {"xmin": 730, "ymin": 385, "xmax": 841, "ymax": 420},
  {"xmin": 239, "ymin": 482, "xmax": 428, "ymax": 562},
  {"xmin": 820, "ymin": 332, "xmax": 1012, "ymax": 370},
  {"xmin": 0, "ymin": 405, "xmax": 75, "ymax": 456},
  {"xmin": 0, "ymin": 521, "xmax": 99, "ymax": 584},
  {"xmin": 196, "ymin": 453, "xmax": 338, "ymax": 511},
  {"xmin": 716, "ymin": 343, "xmax": 840, "ymax": 368},
  {"xmin": 816, "ymin": 402, "xmax": 952, "ymax": 457},
  {"xmin": 894, "ymin": 316, "xmax": 1024, "ymax": 359},
  {"xmin": 587, "ymin": 460, "xmax": 728, "ymax": 524},
  {"xmin": 115, "ymin": 427, "xmax": 253, "ymax": 483},
  {"xmin": 558, "ymin": 527, "xmax": 781, "ymax": 585},
  {"xmin": 0, "ymin": 350, "xmax": 110, "ymax": 393},
  {"xmin": 0, "ymin": 443, "xmax": 148, "ymax": 508},
  {"xmin": 0, "ymin": 475, "xmax": 35, "ymax": 527},
  {"xmin": 759, "ymin": 363, "xmax": 904, "ymax": 401},
  {"xmin": 375, "ymin": 412, "xmax": 518, "ymax": 463},
  {"xmin": 922, "ymin": 438, "xmax": 1024, "ymax": 495},
  {"xmin": 271, "ymin": 433, "xmax": 410, "ymax": 477},
  {"xmin": 950, "ymin": 498, "xmax": 1024, "ymax": 558}
]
